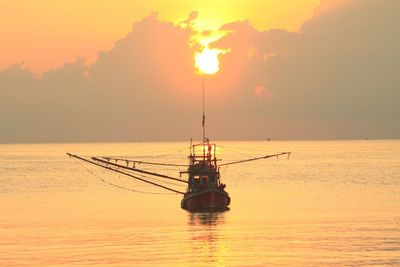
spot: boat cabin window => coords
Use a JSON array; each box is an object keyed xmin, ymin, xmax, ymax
[
  {"xmin": 201, "ymin": 175, "xmax": 208, "ymax": 185},
  {"xmin": 192, "ymin": 175, "xmax": 210, "ymax": 187},
  {"xmin": 192, "ymin": 175, "xmax": 201, "ymax": 186}
]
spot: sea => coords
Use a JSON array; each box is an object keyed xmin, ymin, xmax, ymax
[{"xmin": 0, "ymin": 140, "xmax": 399, "ymax": 266}]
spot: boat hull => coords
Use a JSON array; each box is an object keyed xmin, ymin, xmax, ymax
[{"xmin": 181, "ymin": 189, "xmax": 230, "ymax": 212}]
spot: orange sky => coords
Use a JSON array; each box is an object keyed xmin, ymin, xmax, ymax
[
  {"xmin": 1, "ymin": 0, "xmax": 400, "ymax": 142},
  {"xmin": 0, "ymin": 0, "xmax": 319, "ymax": 73}
]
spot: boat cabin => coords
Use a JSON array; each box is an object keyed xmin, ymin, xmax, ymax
[{"xmin": 185, "ymin": 140, "xmax": 225, "ymax": 193}]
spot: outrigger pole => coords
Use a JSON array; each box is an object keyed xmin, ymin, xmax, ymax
[
  {"xmin": 102, "ymin": 157, "xmax": 187, "ymax": 167},
  {"xmin": 219, "ymin": 152, "xmax": 291, "ymax": 167},
  {"xmin": 67, "ymin": 153, "xmax": 185, "ymax": 194},
  {"xmin": 91, "ymin": 157, "xmax": 186, "ymax": 183}
]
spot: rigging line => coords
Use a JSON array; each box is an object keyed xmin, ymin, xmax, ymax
[
  {"xmin": 102, "ymin": 155, "xmax": 187, "ymax": 161},
  {"xmin": 92, "ymin": 157, "xmax": 187, "ymax": 183},
  {"xmin": 122, "ymin": 171, "xmax": 187, "ymax": 188},
  {"xmin": 138, "ymin": 146, "xmax": 192, "ymax": 160},
  {"xmin": 219, "ymin": 144, "xmax": 276, "ymax": 153},
  {"xmin": 132, "ymin": 169, "xmax": 187, "ymax": 188},
  {"xmin": 220, "ymin": 165, "xmax": 229, "ymax": 176},
  {"xmin": 219, "ymin": 152, "xmax": 291, "ymax": 166},
  {"xmin": 100, "ymin": 164, "xmax": 185, "ymax": 188},
  {"xmin": 219, "ymin": 146, "xmax": 255, "ymax": 158},
  {"xmin": 103, "ymin": 157, "xmax": 188, "ymax": 167},
  {"xmin": 138, "ymin": 174, "xmax": 187, "ymax": 188},
  {"xmin": 107, "ymin": 165, "xmax": 186, "ymax": 190},
  {"xmin": 79, "ymin": 161, "xmax": 175, "ymax": 195},
  {"xmin": 97, "ymin": 146, "xmax": 190, "ymax": 160},
  {"xmin": 67, "ymin": 153, "xmax": 185, "ymax": 194},
  {"xmin": 85, "ymin": 157, "xmax": 186, "ymax": 189}
]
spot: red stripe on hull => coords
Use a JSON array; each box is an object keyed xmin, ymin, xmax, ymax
[{"xmin": 181, "ymin": 189, "xmax": 230, "ymax": 212}]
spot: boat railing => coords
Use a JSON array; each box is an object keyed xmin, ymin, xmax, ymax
[{"xmin": 189, "ymin": 141, "xmax": 218, "ymax": 167}]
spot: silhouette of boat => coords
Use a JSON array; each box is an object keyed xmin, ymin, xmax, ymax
[
  {"xmin": 180, "ymin": 139, "xmax": 230, "ymax": 211},
  {"xmin": 66, "ymin": 77, "xmax": 290, "ymax": 212}
]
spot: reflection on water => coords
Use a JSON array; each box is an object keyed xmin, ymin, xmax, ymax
[
  {"xmin": 188, "ymin": 212, "xmax": 227, "ymax": 266},
  {"xmin": 0, "ymin": 141, "xmax": 399, "ymax": 266},
  {"xmin": 188, "ymin": 212, "xmax": 226, "ymax": 226}
]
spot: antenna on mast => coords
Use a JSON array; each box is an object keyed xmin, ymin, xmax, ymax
[{"xmin": 202, "ymin": 73, "xmax": 206, "ymax": 142}]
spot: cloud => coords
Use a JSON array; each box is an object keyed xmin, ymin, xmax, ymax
[
  {"xmin": 214, "ymin": 0, "xmax": 400, "ymax": 139},
  {"xmin": 180, "ymin": 11, "xmax": 199, "ymax": 27},
  {"xmin": 0, "ymin": 14, "xmax": 200, "ymax": 143},
  {"xmin": 1, "ymin": 0, "xmax": 399, "ymax": 143}
]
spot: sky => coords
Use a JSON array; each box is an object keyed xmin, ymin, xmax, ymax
[
  {"xmin": 0, "ymin": 0, "xmax": 399, "ymax": 143},
  {"xmin": 1, "ymin": 0, "xmax": 319, "ymax": 73}
]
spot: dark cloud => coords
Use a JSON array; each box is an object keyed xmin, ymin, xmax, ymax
[
  {"xmin": 214, "ymin": 0, "xmax": 400, "ymax": 139},
  {"xmin": 0, "ymin": 14, "xmax": 200, "ymax": 143},
  {"xmin": 1, "ymin": 0, "xmax": 399, "ymax": 143}
]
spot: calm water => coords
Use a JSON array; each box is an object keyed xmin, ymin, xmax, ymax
[{"xmin": 0, "ymin": 140, "xmax": 399, "ymax": 266}]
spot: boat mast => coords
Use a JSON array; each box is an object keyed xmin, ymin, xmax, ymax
[
  {"xmin": 202, "ymin": 73, "xmax": 206, "ymax": 142},
  {"xmin": 202, "ymin": 73, "xmax": 206, "ymax": 159}
]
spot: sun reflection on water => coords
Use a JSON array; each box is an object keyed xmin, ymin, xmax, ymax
[{"xmin": 187, "ymin": 212, "xmax": 228, "ymax": 266}]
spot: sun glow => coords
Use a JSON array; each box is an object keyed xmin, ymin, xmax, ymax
[{"xmin": 195, "ymin": 47, "xmax": 222, "ymax": 75}]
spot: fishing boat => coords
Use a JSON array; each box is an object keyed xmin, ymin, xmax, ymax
[
  {"xmin": 67, "ymin": 77, "xmax": 290, "ymax": 212},
  {"xmin": 179, "ymin": 139, "xmax": 290, "ymax": 211},
  {"xmin": 180, "ymin": 139, "xmax": 230, "ymax": 211},
  {"xmin": 67, "ymin": 138, "xmax": 290, "ymax": 212}
]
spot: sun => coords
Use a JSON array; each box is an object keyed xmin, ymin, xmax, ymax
[{"xmin": 195, "ymin": 47, "xmax": 221, "ymax": 75}]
